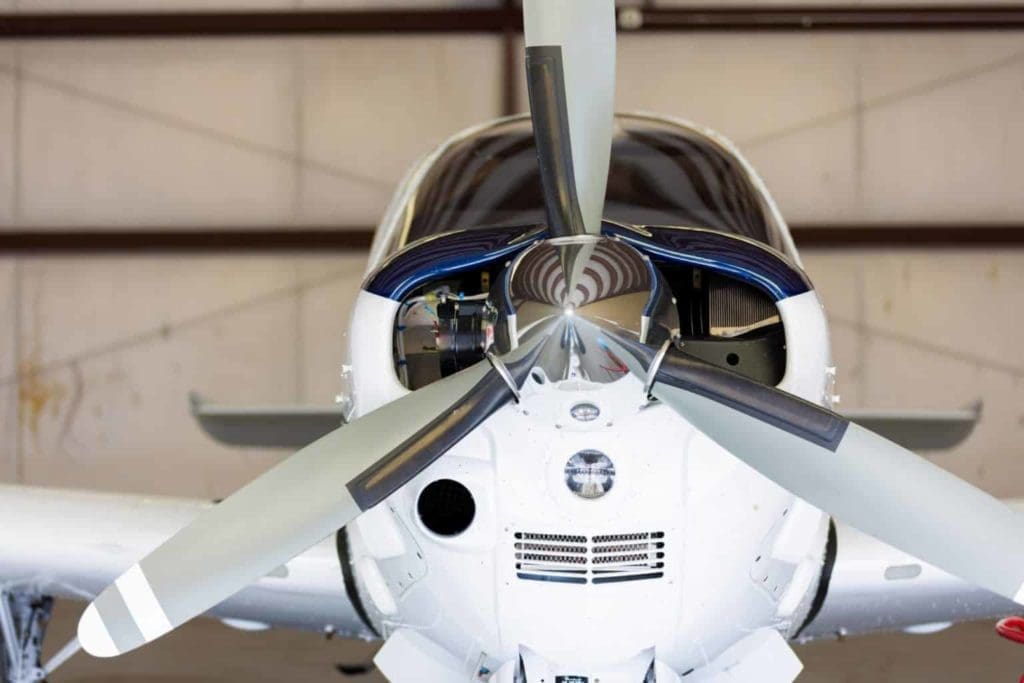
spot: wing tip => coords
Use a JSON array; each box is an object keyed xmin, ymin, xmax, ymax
[
  {"xmin": 78, "ymin": 603, "xmax": 121, "ymax": 658},
  {"xmin": 1013, "ymin": 583, "xmax": 1024, "ymax": 607}
]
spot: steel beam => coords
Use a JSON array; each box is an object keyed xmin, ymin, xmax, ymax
[
  {"xmin": 1, "ymin": 225, "xmax": 1023, "ymax": 252},
  {"xmin": 627, "ymin": 6, "xmax": 1024, "ymax": 32},
  {"xmin": 2, "ymin": 6, "xmax": 1024, "ymax": 40}
]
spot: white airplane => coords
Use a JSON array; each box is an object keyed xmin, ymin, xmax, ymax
[{"xmin": 1, "ymin": 2, "xmax": 1021, "ymax": 682}]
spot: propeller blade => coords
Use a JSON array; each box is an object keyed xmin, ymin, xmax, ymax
[
  {"xmin": 602, "ymin": 332, "xmax": 1024, "ymax": 606},
  {"xmin": 524, "ymin": 0, "xmax": 615, "ymax": 237},
  {"xmin": 78, "ymin": 330, "xmax": 553, "ymax": 657}
]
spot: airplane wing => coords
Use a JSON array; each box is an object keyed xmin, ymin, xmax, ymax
[
  {"xmin": 0, "ymin": 486, "xmax": 1016, "ymax": 648},
  {"xmin": 0, "ymin": 484, "xmax": 375, "ymax": 639},
  {"xmin": 191, "ymin": 394, "xmax": 981, "ymax": 452},
  {"xmin": 797, "ymin": 508, "xmax": 1021, "ymax": 641},
  {"xmin": 842, "ymin": 402, "xmax": 982, "ymax": 451},
  {"xmin": 189, "ymin": 393, "xmax": 346, "ymax": 448}
]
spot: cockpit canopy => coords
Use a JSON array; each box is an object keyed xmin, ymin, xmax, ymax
[
  {"xmin": 376, "ymin": 114, "xmax": 797, "ymax": 393},
  {"xmin": 394, "ymin": 113, "xmax": 788, "ymax": 255}
]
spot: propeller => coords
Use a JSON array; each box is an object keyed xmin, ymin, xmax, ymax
[
  {"xmin": 78, "ymin": 327, "xmax": 555, "ymax": 656},
  {"xmin": 524, "ymin": 0, "xmax": 616, "ymax": 237},
  {"xmin": 78, "ymin": 0, "xmax": 1024, "ymax": 660},
  {"xmin": 593, "ymin": 328, "xmax": 1024, "ymax": 607},
  {"xmin": 78, "ymin": 0, "xmax": 618, "ymax": 658}
]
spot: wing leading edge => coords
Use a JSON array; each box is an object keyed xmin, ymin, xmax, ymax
[
  {"xmin": 0, "ymin": 483, "xmax": 1017, "ymax": 643},
  {"xmin": 799, "ymin": 506, "xmax": 1021, "ymax": 641},
  {"xmin": 189, "ymin": 393, "xmax": 345, "ymax": 448},
  {"xmin": 191, "ymin": 395, "xmax": 981, "ymax": 452},
  {"xmin": 0, "ymin": 484, "xmax": 375, "ymax": 639}
]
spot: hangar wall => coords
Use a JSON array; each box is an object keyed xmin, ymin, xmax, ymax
[
  {"xmin": 1, "ymin": 4, "xmax": 1022, "ymax": 496},
  {"xmin": 2, "ymin": 28, "xmax": 1024, "ymax": 227},
  {"xmin": 1, "ymin": 1, "xmax": 1023, "ymax": 679}
]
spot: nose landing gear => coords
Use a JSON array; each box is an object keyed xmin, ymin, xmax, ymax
[{"xmin": 0, "ymin": 591, "xmax": 52, "ymax": 683}]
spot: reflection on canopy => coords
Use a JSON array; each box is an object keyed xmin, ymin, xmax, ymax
[{"xmin": 402, "ymin": 114, "xmax": 786, "ymax": 253}]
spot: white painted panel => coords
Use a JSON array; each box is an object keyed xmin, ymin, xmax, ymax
[
  {"xmin": 824, "ymin": 315, "xmax": 865, "ymax": 409},
  {"xmin": 744, "ymin": 117, "xmax": 859, "ymax": 224},
  {"xmin": 11, "ymin": 254, "xmax": 357, "ymax": 497},
  {"xmin": 0, "ymin": 260, "xmax": 13, "ymax": 381},
  {"xmin": 858, "ymin": 250, "xmax": 1024, "ymax": 372},
  {"xmin": 297, "ymin": 36, "xmax": 503, "ymax": 226},
  {"xmin": 802, "ymin": 248, "xmax": 1024, "ymax": 499},
  {"xmin": 858, "ymin": 335, "xmax": 1024, "ymax": 498},
  {"xmin": 4, "ymin": 14, "xmax": 1023, "ymax": 228},
  {"xmin": 594, "ymin": 31, "xmax": 865, "ymax": 225},
  {"xmin": 10, "ymin": 253, "xmax": 373, "ymax": 495},
  {"xmin": 804, "ymin": 249, "xmax": 1024, "ymax": 393},
  {"xmin": 17, "ymin": 39, "xmax": 302, "ymax": 227},
  {"xmin": 22, "ymin": 39, "xmax": 300, "ymax": 157},
  {"xmin": 800, "ymin": 249, "xmax": 869, "ymax": 406},
  {"xmin": 855, "ymin": 34, "xmax": 1024, "ymax": 222},
  {"xmin": 296, "ymin": 254, "xmax": 368, "ymax": 401},
  {"xmin": 617, "ymin": 33, "xmax": 861, "ymax": 147},
  {"xmin": 15, "ymin": 254, "xmax": 342, "ymax": 370},
  {"xmin": 14, "ymin": 35, "xmax": 501, "ymax": 229},
  {"xmin": 0, "ymin": 47, "xmax": 14, "ymax": 225},
  {"xmin": 611, "ymin": 32, "xmax": 1024, "ymax": 224},
  {"xmin": 17, "ymin": 293, "xmax": 295, "ymax": 498},
  {"xmin": 295, "ymin": 162, "xmax": 394, "ymax": 229},
  {"xmin": 0, "ymin": 260, "xmax": 16, "ymax": 482},
  {"xmin": 858, "ymin": 33, "xmax": 1024, "ymax": 104},
  {"xmin": 861, "ymin": 58, "xmax": 1024, "ymax": 222}
]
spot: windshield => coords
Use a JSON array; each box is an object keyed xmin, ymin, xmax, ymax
[{"xmin": 401, "ymin": 114, "xmax": 786, "ymax": 252}]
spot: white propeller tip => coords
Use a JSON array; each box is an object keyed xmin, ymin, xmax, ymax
[{"xmin": 78, "ymin": 603, "xmax": 120, "ymax": 658}]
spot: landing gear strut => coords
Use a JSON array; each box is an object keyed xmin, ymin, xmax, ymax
[{"xmin": 0, "ymin": 591, "xmax": 53, "ymax": 683}]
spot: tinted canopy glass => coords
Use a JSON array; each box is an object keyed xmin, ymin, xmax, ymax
[{"xmin": 402, "ymin": 114, "xmax": 785, "ymax": 252}]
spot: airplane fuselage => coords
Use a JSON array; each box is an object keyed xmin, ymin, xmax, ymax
[{"xmin": 339, "ymin": 114, "xmax": 836, "ymax": 680}]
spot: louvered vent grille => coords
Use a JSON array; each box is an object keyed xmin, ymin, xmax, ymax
[
  {"xmin": 709, "ymin": 274, "xmax": 779, "ymax": 337},
  {"xmin": 514, "ymin": 531, "xmax": 665, "ymax": 585}
]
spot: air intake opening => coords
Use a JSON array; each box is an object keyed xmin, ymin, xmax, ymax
[
  {"xmin": 418, "ymin": 479, "xmax": 476, "ymax": 537},
  {"xmin": 657, "ymin": 265, "xmax": 786, "ymax": 385}
]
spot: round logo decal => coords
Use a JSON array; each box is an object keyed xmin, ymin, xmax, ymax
[{"xmin": 564, "ymin": 450, "xmax": 616, "ymax": 500}]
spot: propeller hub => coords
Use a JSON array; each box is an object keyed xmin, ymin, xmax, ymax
[{"xmin": 493, "ymin": 236, "xmax": 678, "ymax": 384}]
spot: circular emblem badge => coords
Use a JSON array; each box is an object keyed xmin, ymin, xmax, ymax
[
  {"xmin": 564, "ymin": 450, "xmax": 616, "ymax": 499},
  {"xmin": 569, "ymin": 402, "xmax": 601, "ymax": 422}
]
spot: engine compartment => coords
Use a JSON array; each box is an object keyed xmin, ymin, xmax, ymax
[{"xmin": 392, "ymin": 262, "xmax": 786, "ymax": 391}]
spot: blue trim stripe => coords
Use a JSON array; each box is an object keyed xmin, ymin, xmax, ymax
[
  {"xmin": 365, "ymin": 221, "xmax": 811, "ymax": 304},
  {"xmin": 364, "ymin": 225, "xmax": 546, "ymax": 301},
  {"xmin": 641, "ymin": 255, "xmax": 661, "ymax": 317},
  {"xmin": 603, "ymin": 223, "xmax": 811, "ymax": 302}
]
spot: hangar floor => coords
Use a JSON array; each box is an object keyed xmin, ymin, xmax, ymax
[{"xmin": 39, "ymin": 602, "xmax": 1024, "ymax": 682}]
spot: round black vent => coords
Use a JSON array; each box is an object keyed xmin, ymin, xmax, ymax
[{"xmin": 417, "ymin": 479, "xmax": 476, "ymax": 537}]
